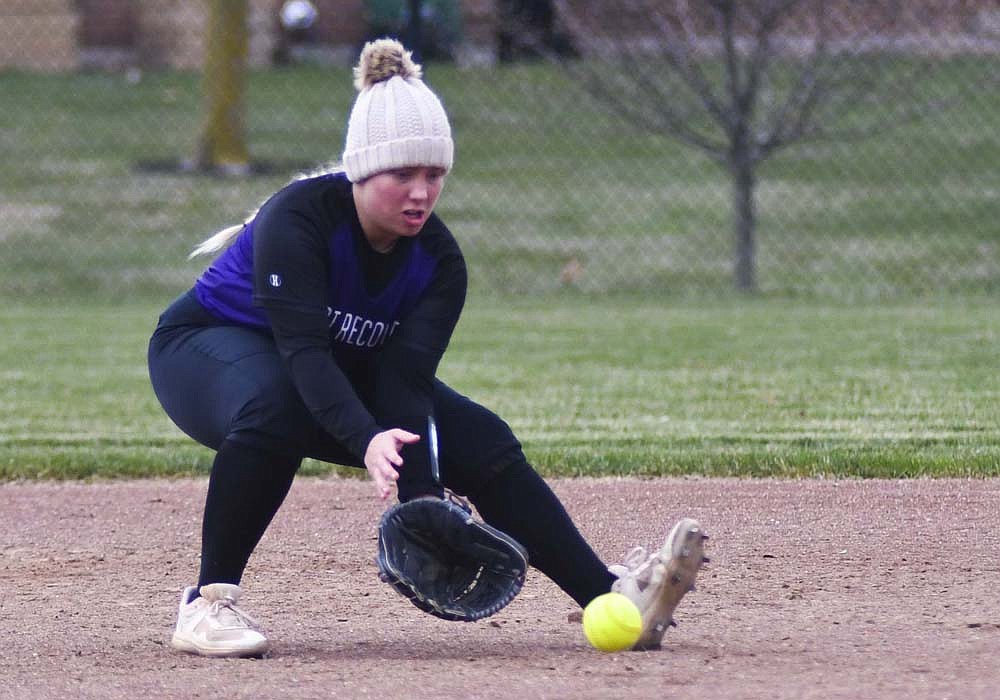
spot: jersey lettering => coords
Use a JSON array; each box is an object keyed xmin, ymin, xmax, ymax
[{"xmin": 328, "ymin": 307, "xmax": 400, "ymax": 348}]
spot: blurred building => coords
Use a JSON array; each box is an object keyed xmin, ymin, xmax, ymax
[
  {"xmin": 0, "ymin": 0, "xmax": 487, "ymax": 71},
  {"xmin": 1, "ymin": 0, "xmax": 998, "ymax": 72}
]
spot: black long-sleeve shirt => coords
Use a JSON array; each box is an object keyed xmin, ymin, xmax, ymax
[{"xmin": 192, "ymin": 170, "xmax": 466, "ymax": 483}]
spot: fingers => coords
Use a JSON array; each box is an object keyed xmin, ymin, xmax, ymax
[
  {"xmin": 389, "ymin": 429, "xmax": 421, "ymax": 445},
  {"xmin": 382, "ymin": 430, "xmax": 419, "ymax": 466},
  {"xmin": 366, "ymin": 458, "xmax": 397, "ymax": 500},
  {"xmin": 365, "ymin": 429, "xmax": 421, "ymax": 500},
  {"xmin": 385, "ymin": 448, "xmax": 404, "ymax": 468},
  {"xmin": 367, "ymin": 453, "xmax": 398, "ymax": 500},
  {"xmin": 382, "ymin": 430, "xmax": 420, "ymax": 469},
  {"xmin": 370, "ymin": 463, "xmax": 397, "ymax": 500}
]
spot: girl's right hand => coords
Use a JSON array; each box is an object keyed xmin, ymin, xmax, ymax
[{"xmin": 364, "ymin": 429, "xmax": 420, "ymax": 500}]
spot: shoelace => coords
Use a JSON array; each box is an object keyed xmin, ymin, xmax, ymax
[
  {"xmin": 208, "ymin": 596, "xmax": 262, "ymax": 630},
  {"xmin": 620, "ymin": 546, "xmax": 650, "ymax": 571},
  {"xmin": 609, "ymin": 546, "xmax": 651, "ymax": 579}
]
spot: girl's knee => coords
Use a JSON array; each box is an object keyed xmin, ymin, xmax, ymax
[{"xmin": 441, "ymin": 446, "xmax": 528, "ymax": 500}]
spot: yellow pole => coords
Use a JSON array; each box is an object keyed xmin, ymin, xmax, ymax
[{"xmin": 196, "ymin": 0, "xmax": 250, "ymax": 173}]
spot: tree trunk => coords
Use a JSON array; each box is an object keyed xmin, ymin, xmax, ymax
[
  {"xmin": 730, "ymin": 148, "xmax": 757, "ymax": 293},
  {"xmin": 195, "ymin": 0, "xmax": 250, "ymax": 173}
]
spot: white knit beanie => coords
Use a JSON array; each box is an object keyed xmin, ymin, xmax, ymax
[{"xmin": 342, "ymin": 39, "xmax": 454, "ymax": 183}]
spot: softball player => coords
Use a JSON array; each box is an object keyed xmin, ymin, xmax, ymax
[{"xmin": 148, "ymin": 39, "xmax": 706, "ymax": 658}]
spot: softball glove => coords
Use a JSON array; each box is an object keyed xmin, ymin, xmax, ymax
[{"xmin": 376, "ymin": 494, "xmax": 529, "ymax": 622}]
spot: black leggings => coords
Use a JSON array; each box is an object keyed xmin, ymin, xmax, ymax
[{"xmin": 148, "ymin": 292, "xmax": 614, "ymax": 606}]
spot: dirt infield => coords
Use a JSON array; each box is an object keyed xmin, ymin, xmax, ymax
[{"xmin": 2, "ymin": 476, "xmax": 997, "ymax": 700}]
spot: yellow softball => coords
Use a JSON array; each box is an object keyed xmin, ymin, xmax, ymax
[{"xmin": 582, "ymin": 592, "xmax": 642, "ymax": 652}]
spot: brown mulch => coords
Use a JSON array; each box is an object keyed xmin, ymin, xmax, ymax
[{"xmin": 2, "ymin": 476, "xmax": 997, "ymax": 700}]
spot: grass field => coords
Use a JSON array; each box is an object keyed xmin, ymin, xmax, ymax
[
  {"xmin": 2, "ymin": 298, "xmax": 998, "ymax": 480},
  {"xmin": 1, "ymin": 57, "xmax": 998, "ymax": 300},
  {"xmin": 1, "ymin": 59, "xmax": 998, "ymax": 481}
]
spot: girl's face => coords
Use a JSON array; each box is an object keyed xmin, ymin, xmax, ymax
[{"xmin": 353, "ymin": 166, "xmax": 447, "ymax": 252}]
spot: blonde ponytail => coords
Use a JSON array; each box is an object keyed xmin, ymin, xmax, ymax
[
  {"xmin": 188, "ymin": 164, "xmax": 346, "ymax": 259},
  {"xmin": 188, "ymin": 222, "xmax": 247, "ymax": 259}
]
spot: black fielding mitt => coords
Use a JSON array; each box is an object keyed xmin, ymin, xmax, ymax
[{"xmin": 376, "ymin": 494, "xmax": 529, "ymax": 621}]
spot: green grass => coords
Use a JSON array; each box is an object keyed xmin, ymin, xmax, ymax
[
  {"xmin": 0, "ymin": 57, "xmax": 998, "ymax": 300},
  {"xmin": 1, "ymin": 59, "xmax": 998, "ymax": 480},
  {"xmin": 2, "ymin": 298, "xmax": 998, "ymax": 480}
]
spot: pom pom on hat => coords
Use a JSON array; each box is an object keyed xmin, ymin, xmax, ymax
[
  {"xmin": 343, "ymin": 39, "xmax": 453, "ymax": 182},
  {"xmin": 353, "ymin": 38, "xmax": 422, "ymax": 90}
]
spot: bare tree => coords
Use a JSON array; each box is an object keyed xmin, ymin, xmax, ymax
[{"xmin": 548, "ymin": 0, "xmax": 928, "ymax": 292}]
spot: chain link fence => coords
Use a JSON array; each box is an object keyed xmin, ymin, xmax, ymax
[{"xmin": 1, "ymin": 0, "xmax": 998, "ymax": 302}]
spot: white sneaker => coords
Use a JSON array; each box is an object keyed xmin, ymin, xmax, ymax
[
  {"xmin": 611, "ymin": 517, "xmax": 709, "ymax": 650},
  {"xmin": 170, "ymin": 583, "xmax": 269, "ymax": 658}
]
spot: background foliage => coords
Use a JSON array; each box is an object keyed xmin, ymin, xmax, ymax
[
  {"xmin": 3, "ymin": 55, "xmax": 998, "ymax": 301},
  {"xmin": 2, "ymin": 3, "xmax": 998, "ymax": 479}
]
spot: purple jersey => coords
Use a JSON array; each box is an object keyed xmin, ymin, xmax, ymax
[
  {"xmin": 194, "ymin": 223, "xmax": 261, "ymax": 327},
  {"xmin": 169, "ymin": 170, "xmax": 466, "ymax": 469},
  {"xmin": 193, "ymin": 173, "xmax": 442, "ymax": 367}
]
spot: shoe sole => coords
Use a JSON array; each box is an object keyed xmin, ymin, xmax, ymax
[
  {"xmin": 633, "ymin": 518, "xmax": 708, "ymax": 651},
  {"xmin": 170, "ymin": 633, "xmax": 269, "ymax": 659}
]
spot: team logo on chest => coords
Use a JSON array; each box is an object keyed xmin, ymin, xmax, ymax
[{"xmin": 326, "ymin": 307, "xmax": 400, "ymax": 348}]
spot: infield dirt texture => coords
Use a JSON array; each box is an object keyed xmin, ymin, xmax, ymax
[{"xmin": 2, "ymin": 476, "xmax": 996, "ymax": 699}]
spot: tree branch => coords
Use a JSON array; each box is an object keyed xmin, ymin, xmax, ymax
[
  {"xmin": 643, "ymin": 0, "xmax": 732, "ymax": 130},
  {"xmin": 715, "ymin": 0, "xmax": 745, "ymax": 128},
  {"xmin": 758, "ymin": 0, "xmax": 834, "ymax": 155},
  {"xmin": 548, "ymin": 0, "xmax": 729, "ymax": 156}
]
